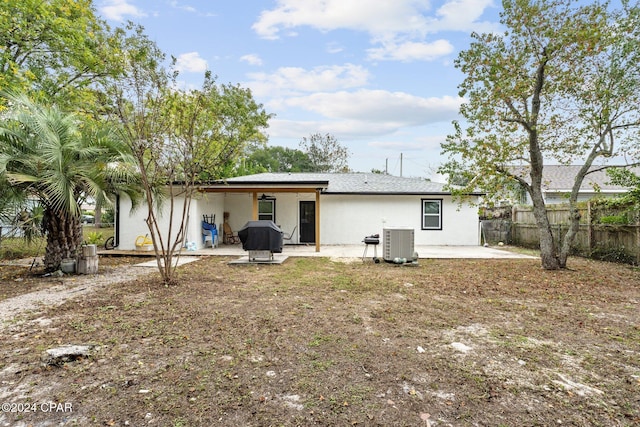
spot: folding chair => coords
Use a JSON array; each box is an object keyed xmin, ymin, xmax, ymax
[{"xmin": 282, "ymin": 226, "xmax": 297, "ymax": 244}]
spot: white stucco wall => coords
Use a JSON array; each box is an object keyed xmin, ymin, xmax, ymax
[
  {"xmin": 320, "ymin": 194, "xmax": 480, "ymax": 246},
  {"xmin": 221, "ymin": 193, "xmax": 253, "ymax": 233},
  {"xmin": 190, "ymin": 192, "xmax": 224, "ymax": 247},
  {"xmin": 117, "ymin": 192, "xmax": 225, "ymax": 251},
  {"xmin": 222, "ymin": 192, "xmax": 314, "ymax": 244},
  {"xmin": 118, "ymin": 191, "xmax": 480, "ymax": 250},
  {"xmin": 117, "ymin": 195, "xmax": 150, "ymax": 251},
  {"xmin": 241, "ymin": 193, "xmax": 477, "ymax": 246}
]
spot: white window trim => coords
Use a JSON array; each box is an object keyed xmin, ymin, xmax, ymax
[
  {"xmin": 258, "ymin": 198, "xmax": 276, "ymax": 222},
  {"xmin": 421, "ymin": 198, "xmax": 442, "ymax": 230}
]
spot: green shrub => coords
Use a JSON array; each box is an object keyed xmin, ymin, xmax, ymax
[
  {"xmin": 102, "ymin": 207, "xmax": 115, "ymax": 224},
  {"xmin": 590, "ymin": 246, "xmax": 636, "ymax": 265},
  {"xmin": 0, "ymin": 237, "xmax": 45, "ymax": 260},
  {"xmin": 599, "ymin": 215, "xmax": 628, "ymax": 225},
  {"xmin": 85, "ymin": 231, "xmax": 103, "ymax": 245}
]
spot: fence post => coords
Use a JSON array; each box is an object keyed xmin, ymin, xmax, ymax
[
  {"xmin": 587, "ymin": 201, "xmax": 592, "ymax": 255},
  {"xmin": 637, "ymin": 221, "xmax": 640, "ymax": 266}
]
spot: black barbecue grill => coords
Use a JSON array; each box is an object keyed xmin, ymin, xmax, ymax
[
  {"xmin": 238, "ymin": 220, "xmax": 283, "ymax": 261},
  {"xmin": 362, "ymin": 234, "xmax": 380, "ymax": 263}
]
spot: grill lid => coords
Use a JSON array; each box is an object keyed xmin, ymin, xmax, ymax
[
  {"xmin": 363, "ymin": 234, "xmax": 380, "ymax": 244},
  {"xmin": 238, "ymin": 220, "xmax": 283, "ymax": 253}
]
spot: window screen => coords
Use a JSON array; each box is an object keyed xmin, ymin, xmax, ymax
[
  {"xmin": 258, "ymin": 199, "xmax": 275, "ymax": 222},
  {"xmin": 421, "ymin": 199, "xmax": 442, "ymax": 230}
]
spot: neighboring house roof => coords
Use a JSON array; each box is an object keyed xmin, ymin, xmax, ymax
[
  {"xmin": 217, "ymin": 172, "xmax": 483, "ymax": 195},
  {"xmin": 510, "ymin": 165, "xmax": 636, "ymax": 193}
]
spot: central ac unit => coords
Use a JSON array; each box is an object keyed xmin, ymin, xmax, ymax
[{"xmin": 383, "ymin": 227, "xmax": 414, "ymax": 261}]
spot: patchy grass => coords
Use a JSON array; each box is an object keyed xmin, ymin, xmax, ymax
[
  {"xmin": 0, "ymin": 256, "xmax": 639, "ymax": 426},
  {"xmin": 0, "ymin": 256, "xmax": 139, "ymax": 302},
  {"xmin": 0, "ymin": 237, "xmax": 45, "ymax": 260},
  {"xmin": 0, "ymin": 226, "xmax": 114, "ymax": 260}
]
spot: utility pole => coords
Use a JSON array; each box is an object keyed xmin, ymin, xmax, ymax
[
  {"xmin": 400, "ymin": 153, "xmax": 403, "ymax": 177},
  {"xmin": 385, "ymin": 158, "xmax": 388, "ymax": 174}
]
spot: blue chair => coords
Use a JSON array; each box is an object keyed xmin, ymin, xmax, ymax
[{"xmin": 202, "ymin": 221, "xmax": 218, "ymax": 248}]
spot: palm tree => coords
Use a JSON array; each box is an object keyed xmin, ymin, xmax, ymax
[{"xmin": 0, "ymin": 92, "xmax": 139, "ymax": 271}]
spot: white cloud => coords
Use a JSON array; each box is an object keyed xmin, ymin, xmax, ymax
[
  {"xmin": 252, "ymin": 0, "xmax": 499, "ymax": 65},
  {"xmin": 431, "ymin": 0, "xmax": 498, "ymax": 33},
  {"xmin": 171, "ymin": 80, "xmax": 201, "ymax": 92},
  {"xmin": 99, "ymin": 0, "xmax": 146, "ymax": 21},
  {"xmin": 368, "ymin": 141, "xmax": 429, "ymax": 151},
  {"xmin": 266, "ymin": 91, "xmax": 462, "ymax": 141},
  {"xmin": 268, "ymin": 119, "xmax": 398, "ymax": 139},
  {"xmin": 370, "ymin": 135, "xmax": 445, "ymax": 150},
  {"xmin": 245, "ymin": 63, "xmax": 369, "ymax": 97},
  {"xmin": 252, "ymin": 0, "xmax": 498, "ymax": 39},
  {"xmin": 169, "ymin": 1, "xmax": 196, "ymax": 13},
  {"xmin": 326, "ymin": 42, "xmax": 344, "ymax": 54},
  {"xmin": 367, "ymin": 39, "xmax": 454, "ymax": 62},
  {"xmin": 240, "ymin": 54, "xmax": 264, "ymax": 66},
  {"xmin": 283, "ymin": 90, "xmax": 463, "ymax": 126},
  {"xmin": 169, "ymin": 1, "xmax": 217, "ymax": 16},
  {"xmin": 252, "ymin": 0, "xmax": 432, "ymax": 40},
  {"xmin": 174, "ymin": 52, "xmax": 208, "ymax": 73}
]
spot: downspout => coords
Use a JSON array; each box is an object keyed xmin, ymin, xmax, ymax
[{"xmin": 115, "ymin": 194, "xmax": 120, "ymax": 247}]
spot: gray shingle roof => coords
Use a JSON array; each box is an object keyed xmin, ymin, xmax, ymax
[
  {"xmin": 222, "ymin": 172, "xmax": 464, "ymax": 194},
  {"xmin": 510, "ymin": 165, "xmax": 638, "ymax": 192}
]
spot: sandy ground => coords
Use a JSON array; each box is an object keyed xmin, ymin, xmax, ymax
[{"xmin": 0, "ymin": 261, "xmax": 156, "ymax": 327}]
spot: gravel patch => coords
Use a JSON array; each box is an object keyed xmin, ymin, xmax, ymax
[{"xmin": 0, "ymin": 263, "xmax": 156, "ymax": 327}]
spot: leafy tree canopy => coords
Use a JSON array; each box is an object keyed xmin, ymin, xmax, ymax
[
  {"xmin": 299, "ymin": 133, "xmax": 350, "ymax": 173},
  {"xmin": 607, "ymin": 167, "xmax": 640, "ymax": 205},
  {"xmin": 234, "ymin": 145, "xmax": 314, "ymax": 175},
  {"xmin": 0, "ymin": 0, "xmax": 122, "ymax": 110}
]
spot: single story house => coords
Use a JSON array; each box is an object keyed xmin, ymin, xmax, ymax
[
  {"xmin": 508, "ymin": 165, "xmax": 635, "ymax": 205},
  {"xmin": 115, "ymin": 173, "xmax": 483, "ymax": 252}
]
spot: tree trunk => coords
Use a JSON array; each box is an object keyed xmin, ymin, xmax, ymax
[
  {"xmin": 43, "ymin": 208, "xmax": 82, "ymax": 272},
  {"xmin": 529, "ymin": 164, "xmax": 561, "ymax": 270},
  {"xmin": 532, "ymin": 199, "xmax": 561, "ymax": 269},
  {"xmin": 94, "ymin": 198, "xmax": 102, "ymax": 228},
  {"xmin": 558, "ymin": 204, "xmax": 582, "ymax": 268}
]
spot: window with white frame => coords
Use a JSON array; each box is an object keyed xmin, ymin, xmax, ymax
[
  {"xmin": 421, "ymin": 199, "xmax": 442, "ymax": 230},
  {"xmin": 258, "ymin": 198, "xmax": 275, "ymax": 222}
]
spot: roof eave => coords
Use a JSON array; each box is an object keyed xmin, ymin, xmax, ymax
[
  {"xmin": 324, "ymin": 191, "xmax": 484, "ymax": 196},
  {"xmin": 216, "ymin": 179, "xmax": 330, "ymax": 186}
]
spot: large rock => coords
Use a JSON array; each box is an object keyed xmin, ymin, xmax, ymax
[{"xmin": 42, "ymin": 344, "xmax": 100, "ymax": 366}]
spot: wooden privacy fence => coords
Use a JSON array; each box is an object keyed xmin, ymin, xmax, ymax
[{"xmin": 481, "ymin": 202, "xmax": 640, "ymax": 264}]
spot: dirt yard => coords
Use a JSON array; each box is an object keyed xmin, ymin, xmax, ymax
[{"xmin": 0, "ymin": 254, "xmax": 639, "ymax": 426}]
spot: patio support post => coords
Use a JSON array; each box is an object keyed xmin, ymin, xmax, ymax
[
  {"xmin": 252, "ymin": 192, "xmax": 258, "ymax": 220},
  {"xmin": 315, "ymin": 189, "xmax": 321, "ymax": 252}
]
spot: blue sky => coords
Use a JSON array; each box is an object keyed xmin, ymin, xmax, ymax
[{"xmin": 97, "ymin": 0, "xmax": 503, "ymax": 178}]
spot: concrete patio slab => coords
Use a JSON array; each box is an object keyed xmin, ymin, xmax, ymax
[
  {"xmin": 104, "ymin": 245, "xmax": 537, "ymax": 261},
  {"xmin": 228, "ymin": 254, "xmax": 289, "ymax": 265},
  {"xmin": 175, "ymin": 244, "xmax": 538, "ymax": 260}
]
